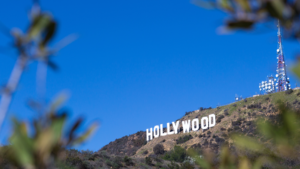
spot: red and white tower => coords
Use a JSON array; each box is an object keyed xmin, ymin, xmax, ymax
[{"xmin": 276, "ymin": 20, "xmax": 291, "ymax": 91}]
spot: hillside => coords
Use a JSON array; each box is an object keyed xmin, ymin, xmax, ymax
[
  {"xmin": 98, "ymin": 89, "xmax": 299, "ymax": 163},
  {"xmin": 100, "ymin": 131, "xmax": 146, "ymax": 156},
  {"xmin": 103, "ymin": 90, "xmax": 299, "ymax": 158},
  {"xmin": 59, "ymin": 89, "xmax": 300, "ymax": 168}
]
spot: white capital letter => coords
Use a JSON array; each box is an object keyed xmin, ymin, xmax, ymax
[
  {"xmin": 146, "ymin": 128, "xmax": 153, "ymax": 141},
  {"xmin": 209, "ymin": 114, "xmax": 216, "ymax": 128},
  {"xmin": 201, "ymin": 117, "xmax": 208, "ymax": 131},
  {"xmin": 160, "ymin": 124, "xmax": 167, "ymax": 136},
  {"xmin": 172, "ymin": 121, "xmax": 180, "ymax": 134},
  {"xmin": 167, "ymin": 123, "xmax": 174, "ymax": 135},
  {"xmin": 192, "ymin": 118, "xmax": 199, "ymax": 131},
  {"xmin": 182, "ymin": 120, "xmax": 190, "ymax": 133},
  {"xmin": 154, "ymin": 125, "xmax": 160, "ymax": 138}
]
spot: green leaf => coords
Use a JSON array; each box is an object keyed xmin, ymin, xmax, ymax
[
  {"xmin": 51, "ymin": 117, "xmax": 66, "ymax": 142},
  {"xmin": 219, "ymin": 0, "xmax": 234, "ymax": 11},
  {"xmin": 72, "ymin": 122, "xmax": 98, "ymax": 145},
  {"xmin": 227, "ymin": 20, "xmax": 253, "ymax": 29},
  {"xmin": 232, "ymin": 135, "xmax": 265, "ymax": 153},
  {"xmin": 265, "ymin": 0, "xmax": 285, "ymax": 19},
  {"xmin": 41, "ymin": 21, "xmax": 57, "ymax": 47},
  {"xmin": 49, "ymin": 92, "xmax": 69, "ymax": 113},
  {"xmin": 27, "ymin": 14, "xmax": 52, "ymax": 41},
  {"xmin": 252, "ymin": 156, "xmax": 276, "ymax": 169},
  {"xmin": 292, "ymin": 61, "xmax": 300, "ymax": 81},
  {"xmin": 236, "ymin": 0, "xmax": 251, "ymax": 12},
  {"xmin": 10, "ymin": 118, "xmax": 34, "ymax": 168},
  {"xmin": 67, "ymin": 118, "xmax": 83, "ymax": 144}
]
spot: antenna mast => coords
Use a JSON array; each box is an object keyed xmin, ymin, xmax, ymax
[{"xmin": 276, "ymin": 20, "xmax": 291, "ymax": 91}]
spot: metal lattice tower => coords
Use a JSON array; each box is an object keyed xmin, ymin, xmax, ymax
[{"xmin": 276, "ymin": 20, "xmax": 291, "ymax": 91}]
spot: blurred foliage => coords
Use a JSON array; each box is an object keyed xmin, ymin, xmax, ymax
[
  {"xmin": 0, "ymin": 93, "xmax": 97, "ymax": 169},
  {"xmin": 194, "ymin": 0, "xmax": 300, "ymax": 37},
  {"xmin": 190, "ymin": 0, "xmax": 300, "ymax": 167},
  {"xmin": 0, "ymin": 2, "xmax": 97, "ymax": 169},
  {"xmin": 187, "ymin": 65, "xmax": 300, "ymax": 168},
  {"xmin": 10, "ymin": 4, "xmax": 59, "ymax": 69}
]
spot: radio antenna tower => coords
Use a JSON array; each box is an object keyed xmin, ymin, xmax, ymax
[{"xmin": 276, "ymin": 20, "xmax": 291, "ymax": 91}]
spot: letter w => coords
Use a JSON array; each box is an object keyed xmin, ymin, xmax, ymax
[{"xmin": 182, "ymin": 120, "xmax": 190, "ymax": 133}]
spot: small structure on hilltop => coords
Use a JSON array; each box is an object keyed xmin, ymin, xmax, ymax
[
  {"xmin": 235, "ymin": 94, "xmax": 243, "ymax": 102},
  {"xmin": 259, "ymin": 76, "xmax": 277, "ymax": 94}
]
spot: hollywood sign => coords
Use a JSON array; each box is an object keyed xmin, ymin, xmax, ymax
[{"xmin": 146, "ymin": 114, "xmax": 216, "ymax": 141}]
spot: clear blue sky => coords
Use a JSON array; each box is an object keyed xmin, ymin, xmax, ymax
[{"xmin": 0, "ymin": 0, "xmax": 299, "ymax": 151}]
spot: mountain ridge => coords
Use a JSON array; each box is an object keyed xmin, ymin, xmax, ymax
[{"xmin": 100, "ymin": 89, "xmax": 300, "ymax": 160}]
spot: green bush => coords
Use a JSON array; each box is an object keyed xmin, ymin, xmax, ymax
[
  {"xmin": 180, "ymin": 161, "xmax": 194, "ymax": 169},
  {"xmin": 82, "ymin": 160, "xmax": 93, "ymax": 169},
  {"xmin": 123, "ymin": 156, "xmax": 134, "ymax": 166},
  {"xmin": 111, "ymin": 156, "xmax": 123, "ymax": 169},
  {"xmin": 285, "ymin": 89, "xmax": 293, "ymax": 95},
  {"xmin": 133, "ymin": 138, "xmax": 147, "ymax": 146},
  {"xmin": 163, "ymin": 146, "xmax": 187, "ymax": 163},
  {"xmin": 167, "ymin": 161, "xmax": 180, "ymax": 169},
  {"xmin": 105, "ymin": 160, "xmax": 113, "ymax": 167},
  {"xmin": 66, "ymin": 156, "xmax": 83, "ymax": 166},
  {"xmin": 145, "ymin": 157, "xmax": 153, "ymax": 166},
  {"xmin": 176, "ymin": 135, "xmax": 193, "ymax": 144},
  {"xmin": 153, "ymin": 144, "xmax": 165, "ymax": 155},
  {"xmin": 55, "ymin": 162, "xmax": 74, "ymax": 169}
]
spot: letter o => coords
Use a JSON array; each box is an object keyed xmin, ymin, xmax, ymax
[
  {"xmin": 192, "ymin": 119, "xmax": 199, "ymax": 131},
  {"xmin": 154, "ymin": 125, "xmax": 160, "ymax": 138},
  {"xmin": 201, "ymin": 117, "xmax": 208, "ymax": 130}
]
